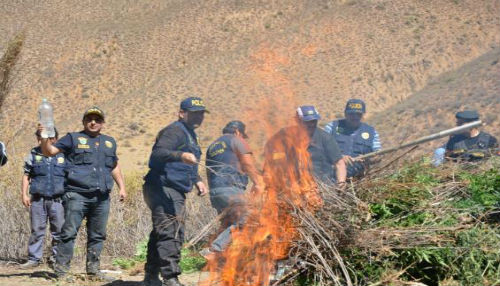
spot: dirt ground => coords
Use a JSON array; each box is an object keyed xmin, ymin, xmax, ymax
[{"xmin": 0, "ymin": 261, "xmax": 207, "ymax": 286}]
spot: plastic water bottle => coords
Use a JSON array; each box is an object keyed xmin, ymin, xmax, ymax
[{"xmin": 38, "ymin": 98, "xmax": 55, "ymax": 138}]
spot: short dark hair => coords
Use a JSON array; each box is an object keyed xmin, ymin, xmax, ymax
[{"xmin": 35, "ymin": 128, "xmax": 59, "ymax": 139}]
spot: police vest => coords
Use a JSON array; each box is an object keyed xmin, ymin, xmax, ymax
[
  {"xmin": 449, "ymin": 132, "xmax": 493, "ymax": 161},
  {"xmin": 29, "ymin": 147, "xmax": 66, "ymax": 197},
  {"xmin": 206, "ymin": 134, "xmax": 249, "ymax": 190},
  {"xmin": 151, "ymin": 121, "xmax": 202, "ymax": 193},
  {"xmin": 65, "ymin": 132, "xmax": 117, "ymax": 193},
  {"xmin": 328, "ymin": 120, "xmax": 375, "ymax": 177}
]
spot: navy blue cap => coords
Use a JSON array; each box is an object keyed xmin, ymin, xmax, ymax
[
  {"xmin": 345, "ymin": 99, "xmax": 366, "ymax": 114},
  {"xmin": 456, "ymin": 110, "xmax": 479, "ymax": 122},
  {"xmin": 296, "ymin": 105, "xmax": 321, "ymax": 121},
  {"xmin": 223, "ymin": 120, "xmax": 248, "ymax": 138},
  {"xmin": 180, "ymin": 97, "xmax": 209, "ymax": 113}
]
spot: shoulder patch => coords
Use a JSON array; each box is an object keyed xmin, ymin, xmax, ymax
[
  {"xmin": 105, "ymin": 140, "xmax": 113, "ymax": 148},
  {"xmin": 35, "ymin": 155, "xmax": 43, "ymax": 162},
  {"xmin": 57, "ymin": 157, "xmax": 65, "ymax": 164},
  {"xmin": 361, "ymin": 132, "xmax": 370, "ymax": 140}
]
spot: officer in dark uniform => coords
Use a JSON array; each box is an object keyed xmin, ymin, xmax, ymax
[
  {"xmin": 20, "ymin": 129, "xmax": 65, "ymax": 269},
  {"xmin": 204, "ymin": 120, "xmax": 263, "ymax": 255},
  {"xmin": 143, "ymin": 97, "xmax": 209, "ymax": 286},
  {"xmin": 40, "ymin": 107, "xmax": 126, "ymax": 281},
  {"xmin": 445, "ymin": 110, "xmax": 499, "ymax": 161},
  {"xmin": 265, "ymin": 105, "xmax": 347, "ymax": 185},
  {"xmin": 324, "ymin": 99, "xmax": 382, "ymax": 178}
]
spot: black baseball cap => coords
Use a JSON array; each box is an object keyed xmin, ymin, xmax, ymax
[
  {"xmin": 222, "ymin": 120, "xmax": 248, "ymax": 138},
  {"xmin": 180, "ymin": 97, "xmax": 209, "ymax": 113},
  {"xmin": 345, "ymin": 99, "xmax": 366, "ymax": 114},
  {"xmin": 456, "ymin": 110, "xmax": 479, "ymax": 122},
  {"xmin": 83, "ymin": 106, "xmax": 105, "ymax": 120}
]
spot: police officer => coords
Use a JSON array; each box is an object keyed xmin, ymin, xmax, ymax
[
  {"xmin": 20, "ymin": 129, "xmax": 65, "ymax": 269},
  {"xmin": 324, "ymin": 99, "xmax": 381, "ymax": 178},
  {"xmin": 265, "ymin": 105, "xmax": 347, "ymax": 185},
  {"xmin": 143, "ymin": 97, "xmax": 209, "ymax": 286},
  {"xmin": 40, "ymin": 107, "xmax": 126, "ymax": 281},
  {"xmin": 445, "ymin": 110, "xmax": 499, "ymax": 161},
  {"xmin": 204, "ymin": 120, "xmax": 264, "ymax": 255}
]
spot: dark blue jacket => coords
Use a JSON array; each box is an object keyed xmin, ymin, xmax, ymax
[
  {"xmin": 206, "ymin": 134, "xmax": 249, "ymax": 190},
  {"xmin": 29, "ymin": 147, "xmax": 66, "ymax": 197},
  {"xmin": 148, "ymin": 121, "xmax": 201, "ymax": 193},
  {"xmin": 64, "ymin": 132, "xmax": 117, "ymax": 193}
]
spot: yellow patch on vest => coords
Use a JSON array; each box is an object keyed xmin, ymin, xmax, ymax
[
  {"xmin": 361, "ymin": 132, "xmax": 370, "ymax": 140},
  {"xmin": 57, "ymin": 157, "xmax": 65, "ymax": 164},
  {"xmin": 35, "ymin": 155, "xmax": 43, "ymax": 162},
  {"xmin": 78, "ymin": 144, "xmax": 90, "ymax": 149},
  {"xmin": 272, "ymin": 152, "xmax": 286, "ymax": 160},
  {"xmin": 78, "ymin": 137, "xmax": 88, "ymax": 144},
  {"xmin": 105, "ymin": 140, "xmax": 113, "ymax": 148}
]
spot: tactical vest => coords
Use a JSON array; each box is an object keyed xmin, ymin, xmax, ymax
[
  {"xmin": 206, "ymin": 134, "xmax": 249, "ymax": 190},
  {"xmin": 328, "ymin": 120, "xmax": 375, "ymax": 177},
  {"xmin": 65, "ymin": 132, "xmax": 117, "ymax": 193},
  {"xmin": 449, "ymin": 132, "xmax": 493, "ymax": 161},
  {"xmin": 149, "ymin": 121, "xmax": 202, "ymax": 193},
  {"xmin": 29, "ymin": 147, "xmax": 66, "ymax": 197}
]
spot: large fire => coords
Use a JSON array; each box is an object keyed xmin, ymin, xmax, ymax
[{"xmin": 201, "ymin": 47, "xmax": 322, "ymax": 286}]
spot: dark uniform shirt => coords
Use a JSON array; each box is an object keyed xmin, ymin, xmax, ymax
[
  {"xmin": 265, "ymin": 126, "xmax": 343, "ymax": 181},
  {"xmin": 148, "ymin": 120, "xmax": 202, "ymax": 183},
  {"xmin": 446, "ymin": 132, "xmax": 498, "ymax": 151}
]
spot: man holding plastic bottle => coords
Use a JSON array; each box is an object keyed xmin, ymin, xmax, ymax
[{"xmin": 40, "ymin": 106, "xmax": 126, "ymax": 282}]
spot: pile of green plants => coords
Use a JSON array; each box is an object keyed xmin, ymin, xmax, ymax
[{"xmin": 294, "ymin": 158, "xmax": 500, "ymax": 286}]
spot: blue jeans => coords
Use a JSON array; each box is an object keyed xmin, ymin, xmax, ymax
[
  {"xmin": 54, "ymin": 191, "xmax": 110, "ymax": 275},
  {"xmin": 27, "ymin": 195, "xmax": 64, "ymax": 262},
  {"xmin": 209, "ymin": 187, "xmax": 247, "ymax": 252}
]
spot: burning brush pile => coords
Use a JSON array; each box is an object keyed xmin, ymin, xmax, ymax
[{"xmin": 199, "ymin": 142, "xmax": 500, "ymax": 286}]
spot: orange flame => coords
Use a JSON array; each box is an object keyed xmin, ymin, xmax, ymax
[{"xmin": 201, "ymin": 47, "xmax": 322, "ymax": 286}]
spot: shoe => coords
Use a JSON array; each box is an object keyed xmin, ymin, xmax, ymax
[
  {"xmin": 19, "ymin": 260, "xmax": 40, "ymax": 269},
  {"xmin": 143, "ymin": 272, "xmax": 162, "ymax": 286},
  {"xmin": 87, "ymin": 271, "xmax": 116, "ymax": 282},
  {"xmin": 162, "ymin": 277, "xmax": 185, "ymax": 286}
]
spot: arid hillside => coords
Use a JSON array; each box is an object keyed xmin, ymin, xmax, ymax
[
  {"xmin": 0, "ymin": 0, "xmax": 499, "ymax": 170},
  {"xmin": 369, "ymin": 47, "xmax": 500, "ymax": 158}
]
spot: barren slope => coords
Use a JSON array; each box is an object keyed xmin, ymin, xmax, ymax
[{"xmin": 0, "ymin": 0, "xmax": 498, "ymax": 170}]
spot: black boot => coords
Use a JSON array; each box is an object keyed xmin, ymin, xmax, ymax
[
  {"xmin": 143, "ymin": 271, "xmax": 162, "ymax": 286},
  {"xmin": 162, "ymin": 276, "xmax": 185, "ymax": 286}
]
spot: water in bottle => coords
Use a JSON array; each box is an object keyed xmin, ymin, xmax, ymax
[{"xmin": 38, "ymin": 98, "xmax": 55, "ymax": 138}]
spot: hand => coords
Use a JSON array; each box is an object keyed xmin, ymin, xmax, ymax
[
  {"xmin": 37, "ymin": 123, "xmax": 48, "ymax": 139},
  {"xmin": 181, "ymin": 152, "xmax": 198, "ymax": 165},
  {"xmin": 196, "ymin": 181, "xmax": 208, "ymax": 197},
  {"xmin": 337, "ymin": 181, "xmax": 347, "ymax": 191},
  {"xmin": 22, "ymin": 195, "xmax": 31, "ymax": 207},
  {"xmin": 118, "ymin": 188, "xmax": 127, "ymax": 202},
  {"xmin": 343, "ymin": 155, "xmax": 363, "ymax": 166}
]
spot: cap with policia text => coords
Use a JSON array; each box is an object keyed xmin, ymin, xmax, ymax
[
  {"xmin": 296, "ymin": 105, "xmax": 321, "ymax": 121},
  {"xmin": 345, "ymin": 99, "xmax": 366, "ymax": 114},
  {"xmin": 223, "ymin": 120, "xmax": 248, "ymax": 138},
  {"xmin": 180, "ymin": 97, "xmax": 209, "ymax": 113},
  {"xmin": 456, "ymin": 110, "xmax": 479, "ymax": 122},
  {"xmin": 83, "ymin": 106, "xmax": 105, "ymax": 120}
]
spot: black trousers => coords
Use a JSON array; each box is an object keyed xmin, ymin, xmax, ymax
[{"xmin": 143, "ymin": 181, "xmax": 186, "ymax": 279}]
